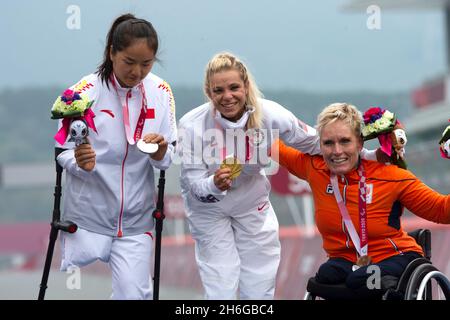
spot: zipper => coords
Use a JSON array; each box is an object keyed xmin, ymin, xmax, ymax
[
  {"xmin": 117, "ymin": 142, "xmax": 129, "ymax": 237},
  {"xmin": 386, "ymin": 237, "xmax": 403, "ymax": 254},
  {"xmin": 116, "ymin": 89, "xmax": 132, "ymax": 237}
]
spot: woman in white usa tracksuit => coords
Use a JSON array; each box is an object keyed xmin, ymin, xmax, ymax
[
  {"xmin": 179, "ymin": 52, "xmax": 380, "ymax": 299},
  {"xmin": 56, "ymin": 14, "xmax": 176, "ymax": 299}
]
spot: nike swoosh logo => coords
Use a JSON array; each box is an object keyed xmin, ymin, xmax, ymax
[{"xmin": 257, "ymin": 202, "xmax": 269, "ymax": 212}]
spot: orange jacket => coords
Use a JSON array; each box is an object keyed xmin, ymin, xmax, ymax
[{"xmin": 277, "ymin": 142, "xmax": 450, "ymax": 263}]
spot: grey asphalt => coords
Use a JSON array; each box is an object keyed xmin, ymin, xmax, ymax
[{"xmin": 0, "ymin": 270, "xmax": 203, "ymax": 300}]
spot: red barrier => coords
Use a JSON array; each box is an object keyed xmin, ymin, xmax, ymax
[{"xmin": 1, "ymin": 217, "xmax": 449, "ymax": 299}]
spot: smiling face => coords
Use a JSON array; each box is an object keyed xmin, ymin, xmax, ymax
[
  {"xmin": 320, "ymin": 119, "xmax": 363, "ymax": 175},
  {"xmin": 207, "ymin": 69, "xmax": 249, "ymax": 122},
  {"xmin": 110, "ymin": 38, "xmax": 155, "ymax": 88}
]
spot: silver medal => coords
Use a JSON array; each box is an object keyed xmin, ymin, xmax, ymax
[{"xmin": 137, "ymin": 138, "xmax": 159, "ymax": 154}]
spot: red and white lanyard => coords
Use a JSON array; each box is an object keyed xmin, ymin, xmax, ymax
[
  {"xmin": 110, "ymin": 75, "xmax": 148, "ymax": 145},
  {"xmin": 213, "ymin": 115, "xmax": 252, "ymax": 162},
  {"xmin": 330, "ymin": 162, "xmax": 368, "ymax": 257}
]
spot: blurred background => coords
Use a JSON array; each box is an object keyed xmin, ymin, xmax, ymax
[{"xmin": 0, "ymin": 0, "xmax": 449, "ymax": 299}]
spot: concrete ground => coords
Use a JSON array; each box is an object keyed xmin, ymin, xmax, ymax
[{"xmin": 0, "ymin": 270, "xmax": 203, "ymax": 300}]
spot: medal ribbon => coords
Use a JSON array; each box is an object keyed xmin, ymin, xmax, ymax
[
  {"xmin": 213, "ymin": 111, "xmax": 252, "ymax": 162},
  {"xmin": 330, "ymin": 162, "xmax": 368, "ymax": 257},
  {"xmin": 110, "ymin": 75, "xmax": 147, "ymax": 145}
]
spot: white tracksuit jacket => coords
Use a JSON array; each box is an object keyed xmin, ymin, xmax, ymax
[{"xmin": 56, "ymin": 72, "xmax": 177, "ymax": 237}]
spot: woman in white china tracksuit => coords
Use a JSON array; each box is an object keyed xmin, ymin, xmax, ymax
[
  {"xmin": 56, "ymin": 14, "xmax": 176, "ymax": 299},
  {"xmin": 178, "ymin": 52, "xmax": 380, "ymax": 299}
]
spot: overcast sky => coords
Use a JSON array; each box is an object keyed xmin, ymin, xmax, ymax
[{"xmin": 0, "ymin": 0, "xmax": 446, "ymax": 92}]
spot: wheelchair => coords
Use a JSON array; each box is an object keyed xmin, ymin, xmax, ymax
[{"xmin": 304, "ymin": 229, "xmax": 450, "ymax": 300}]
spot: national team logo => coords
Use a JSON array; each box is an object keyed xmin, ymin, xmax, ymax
[
  {"xmin": 100, "ymin": 109, "xmax": 115, "ymax": 118},
  {"xmin": 248, "ymin": 129, "xmax": 266, "ymax": 147},
  {"xmin": 146, "ymin": 108, "xmax": 155, "ymax": 119},
  {"xmin": 326, "ymin": 184, "xmax": 333, "ymax": 194}
]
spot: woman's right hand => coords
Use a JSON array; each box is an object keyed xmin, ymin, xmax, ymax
[
  {"xmin": 214, "ymin": 167, "xmax": 232, "ymax": 191},
  {"xmin": 74, "ymin": 143, "xmax": 96, "ymax": 171}
]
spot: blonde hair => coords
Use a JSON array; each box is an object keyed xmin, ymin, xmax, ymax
[
  {"xmin": 204, "ymin": 52, "xmax": 263, "ymax": 129},
  {"xmin": 316, "ymin": 103, "xmax": 363, "ymax": 137}
]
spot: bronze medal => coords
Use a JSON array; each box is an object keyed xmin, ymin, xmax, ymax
[
  {"xmin": 220, "ymin": 157, "xmax": 242, "ymax": 180},
  {"xmin": 356, "ymin": 255, "xmax": 372, "ymax": 267}
]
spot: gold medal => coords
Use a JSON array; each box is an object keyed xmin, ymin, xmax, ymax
[
  {"xmin": 220, "ymin": 157, "xmax": 242, "ymax": 180},
  {"xmin": 356, "ymin": 255, "xmax": 372, "ymax": 267}
]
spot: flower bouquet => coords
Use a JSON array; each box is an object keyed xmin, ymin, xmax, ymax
[
  {"xmin": 52, "ymin": 89, "xmax": 97, "ymax": 145},
  {"xmin": 439, "ymin": 120, "xmax": 450, "ymax": 159},
  {"xmin": 51, "ymin": 89, "xmax": 94, "ymax": 119},
  {"xmin": 362, "ymin": 107, "xmax": 407, "ymax": 169}
]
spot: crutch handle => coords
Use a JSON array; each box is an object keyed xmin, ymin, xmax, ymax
[
  {"xmin": 152, "ymin": 209, "xmax": 165, "ymax": 220},
  {"xmin": 53, "ymin": 220, "xmax": 78, "ymax": 233}
]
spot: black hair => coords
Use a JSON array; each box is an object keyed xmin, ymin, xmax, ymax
[{"xmin": 97, "ymin": 13, "xmax": 159, "ymax": 88}]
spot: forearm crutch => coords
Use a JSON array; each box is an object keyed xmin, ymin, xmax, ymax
[
  {"xmin": 152, "ymin": 170, "xmax": 166, "ymax": 300},
  {"xmin": 38, "ymin": 147, "xmax": 78, "ymax": 300}
]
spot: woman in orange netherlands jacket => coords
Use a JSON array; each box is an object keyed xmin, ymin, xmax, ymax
[{"xmin": 275, "ymin": 102, "xmax": 450, "ymax": 298}]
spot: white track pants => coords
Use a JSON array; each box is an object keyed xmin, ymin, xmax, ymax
[
  {"xmin": 60, "ymin": 228, "xmax": 153, "ymax": 300},
  {"xmin": 187, "ymin": 203, "xmax": 281, "ymax": 299}
]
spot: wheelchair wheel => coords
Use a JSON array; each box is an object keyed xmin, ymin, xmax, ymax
[
  {"xmin": 415, "ymin": 271, "xmax": 450, "ymax": 300},
  {"xmin": 394, "ymin": 258, "xmax": 430, "ymax": 295},
  {"xmin": 304, "ymin": 292, "xmax": 316, "ymax": 300},
  {"xmin": 404, "ymin": 263, "xmax": 450, "ymax": 300}
]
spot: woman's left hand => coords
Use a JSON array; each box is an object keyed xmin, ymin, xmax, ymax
[{"xmin": 142, "ymin": 133, "xmax": 168, "ymax": 161}]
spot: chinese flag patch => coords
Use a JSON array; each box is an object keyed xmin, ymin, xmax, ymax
[{"xmin": 146, "ymin": 108, "xmax": 155, "ymax": 119}]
